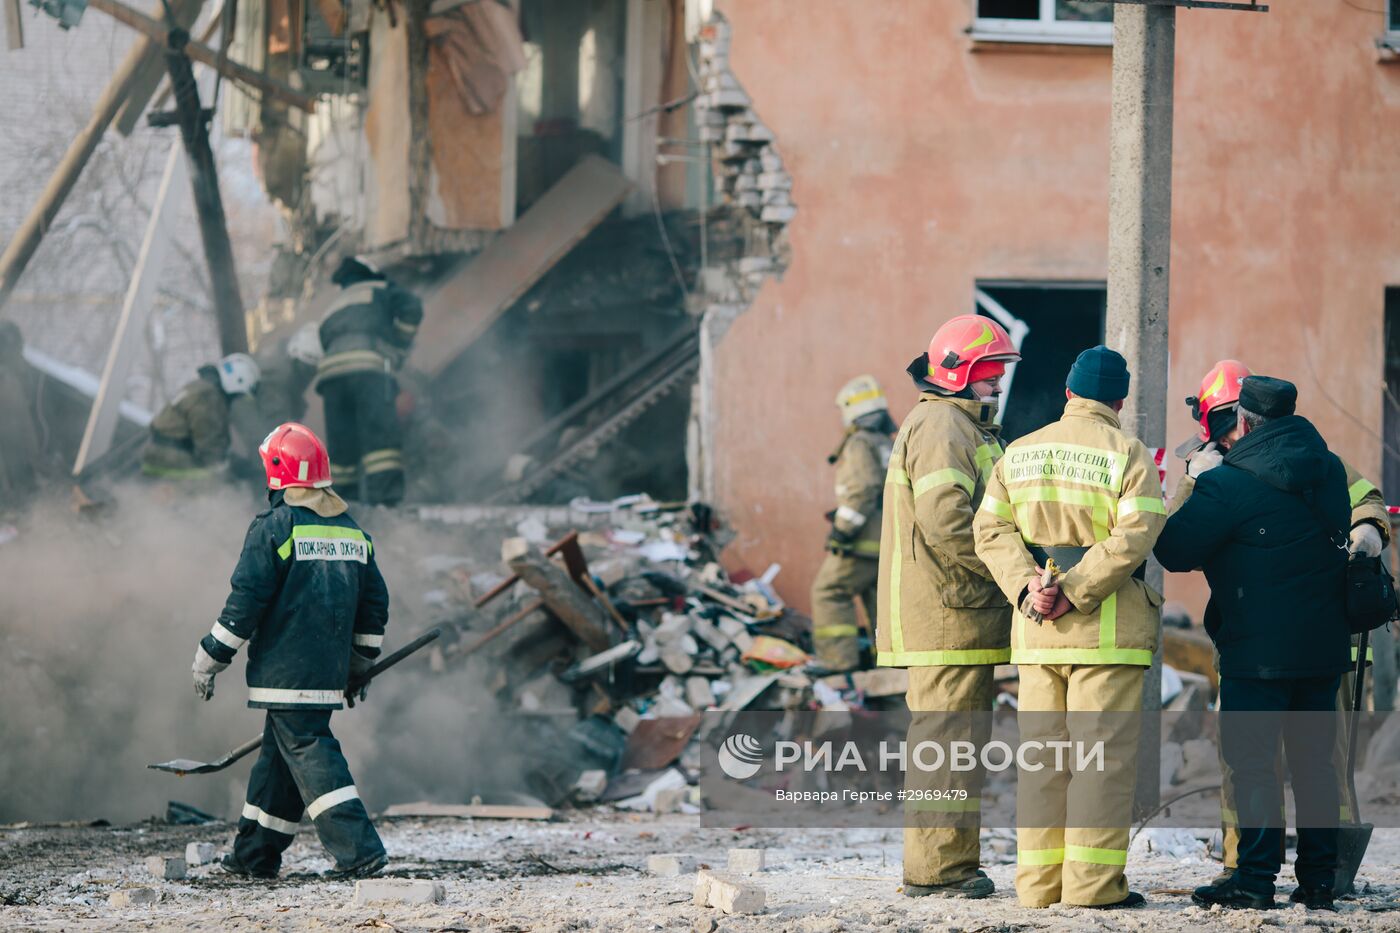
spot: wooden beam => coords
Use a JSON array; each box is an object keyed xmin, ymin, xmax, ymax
[
  {"xmin": 88, "ymin": 0, "xmax": 317, "ymax": 113},
  {"xmin": 5, "ymin": 0, "xmax": 24, "ymax": 50},
  {"xmin": 73, "ymin": 143, "xmax": 186, "ymax": 475}
]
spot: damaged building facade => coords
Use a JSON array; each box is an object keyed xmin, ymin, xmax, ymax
[{"xmin": 702, "ymin": 0, "xmax": 1400, "ymax": 614}]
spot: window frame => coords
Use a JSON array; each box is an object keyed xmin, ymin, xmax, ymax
[
  {"xmin": 1390, "ymin": 0, "xmax": 1400, "ymax": 40},
  {"xmin": 971, "ymin": 0, "xmax": 1114, "ymax": 47}
]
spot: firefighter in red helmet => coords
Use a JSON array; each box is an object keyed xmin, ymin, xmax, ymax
[{"xmin": 192, "ymin": 422, "xmax": 391, "ymax": 880}]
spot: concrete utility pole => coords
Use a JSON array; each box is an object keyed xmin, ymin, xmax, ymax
[{"xmin": 1104, "ymin": 0, "xmax": 1267, "ymax": 814}]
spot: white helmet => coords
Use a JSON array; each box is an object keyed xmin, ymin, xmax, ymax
[
  {"xmin": 218, "ymin": 352, "xmax": 261, "ymax": 395},
  {"xmin": 835, "ymin": 374, "xmax": 888, "ymax": 426},
  {"xmin": 286, "ymin": 323, "xmax": 324, "ymax": 365}
]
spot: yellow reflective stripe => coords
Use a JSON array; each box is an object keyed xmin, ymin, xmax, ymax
[
  {"xmin": 1100, "ymin": 592, "xmax": 1117, "ymax": 654},
  {"xmin": 814, "ymin": 624, "xmax": 860, "ymax": 639},
  {"xmin": 878, "ymin": 648, "xmax": 1011, "ymax": 667},
  {"xmin": 1118, "ymin": 496, "xmax": 1166, "ymax": 519},
  {"xmin": 1011, "ymin": 646, "xmax": 1154, "ymax": 667},
  {"xmin": 905, "ymin": 797, "xmax": 981, "ymax": 813},
  {"xmin": 1221, "ymin": 807, "xmax": 1238, "ymax": 825},
  {"xmin": 887, "ymin": 467, "xmax": 911, "ymax": 487},
  {"xmin": 844, "ymin": 388, "xmax": 884, "ymax": 405},
  {"xmin": 1352, "ymin": 645, "xmax": 1374, "ymax": 662},
  {"xmin": 1341, "ymin": 805, "xmax": 1353, "ymax": 822},
  {"xmin": 980, "ymin": 496, "xmax": 1014, "ymax": 521},
  {"xmin": 975, "ymin": 443, "xmax": 1002, "ymax": 482},
  {"xmin": 1350, "ymin": 478, "xmax": 1379, "ymax": 508},
  {"xmin": 1018, "ymin": 847, "xmax": 1064, "ymax": 866},
  {"xmin": 1065, "ymin": 844, "xmax": 1127, "ymax": 866},
  {"xmin": 850, "ymin": 539, "xmax": 881, "ymax": 556},
  {"xmin": 914, "ymin": 468, "xmax": 975, "ymax": 498},
  {"xmin": 889, "ymin": 507, "xmax": 905, "ymax": 654},
  {"xmin": 1008, "ymin": 485, "xmax": 1116, "ymax": 512}
]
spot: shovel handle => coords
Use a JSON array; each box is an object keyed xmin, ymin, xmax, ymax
[{"xmin": 349, "ymin": 628, "xmax": 442, "ymax": 692}]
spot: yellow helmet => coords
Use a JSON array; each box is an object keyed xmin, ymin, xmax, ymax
[{"xmin": 835, "ymin": 374, "xmax": 887, "ymax": 426}]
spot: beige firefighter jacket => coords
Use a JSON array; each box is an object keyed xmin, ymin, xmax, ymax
[
  {"xmin": 875, "ymin": 394, "xmax": 1011, "ymax": 667},
  {"xmin": 973, "ymin": 397, "xmax": 1167, "ymax": 667},
  {"xmin": 828, "ymin": 427, "xmax": 893, "ymax": 558}
]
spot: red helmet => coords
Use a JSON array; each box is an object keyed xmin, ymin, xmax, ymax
[
  {"xmin": 259, "ymin": 422, "xmax": 332, "ymax": 490},
  {"xmin": 1188, "ymin": 359, "xmax": 1252, "ymax": 443},
  {"xmin": 925, "ymin": 315, "xmax": 1020, "ymax": 393}
]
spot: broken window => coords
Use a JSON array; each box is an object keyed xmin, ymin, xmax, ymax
[
  {"xmin": 973, "ymin": 0, "xmax": 1113, "ymax": 45},
  {"xmin": 975, "ymin": 282, "xmax": 1106, "ymax": 442}
]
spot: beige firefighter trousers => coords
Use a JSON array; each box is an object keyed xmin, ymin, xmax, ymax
[
  {"xmin": 902, "ymin": 664, "xmax": 996, "ymax": 886},
  {"xmin": 810, "ymin": 552, "xmax": 877, "ymax": 672},
  {"xmin": 1016, "ymin": 663, "xmax": 1144, "ymax": 907}
]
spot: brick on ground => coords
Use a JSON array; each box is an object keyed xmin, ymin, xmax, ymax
[
  {"xmin": 109, "ymin": 888, "xmax": 161, "ymax": 907},
  {"xmin": 727, "ymin": 848, "xmax": 765, "ymax": 873},
  {"xmin": 352, "ymin": 879, "xmax": 445, "ymax": 907},
  {"xmin": 185, "ymin": 842, "xmax": 218, "ymax": 865},
  {"xmin": 647, "ymin": 853, "xmax": 698, "ymax": 877},
  {"xmin": 145, "ymin": 856, "xmax": 186, "ymax": 880},
  {"xmin": 693, "ymin": 869, "xmax": 765, "ymax": 915}
]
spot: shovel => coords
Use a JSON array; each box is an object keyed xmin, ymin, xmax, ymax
[
  {"xmin": 1334, "ymin": 628, "xmax": 1373, "ymax": 897},
  {"xmin": 149, "ymin": 628, "xmax": 442, "ymax": 776}
]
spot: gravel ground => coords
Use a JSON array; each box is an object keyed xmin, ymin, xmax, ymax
[{"xmin": 3, "ymin": 811, "xmax": 1399, "ymax": 931}]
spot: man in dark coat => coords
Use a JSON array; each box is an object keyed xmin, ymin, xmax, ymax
[{"xmin": 1155, "ymin": 376, "xmax": 1351, "ymax": 911}]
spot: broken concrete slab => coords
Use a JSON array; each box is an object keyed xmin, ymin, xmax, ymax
[
  {"xmin": 185, "ymin": 842, "xmax": 217, "ymax": 866},
  {"xmin": 727, "ymin": 848, "xmax": 765, "ymax": 873},
  {"xmin": 686, "ymin": 676, "xmax": 716, "ymax": 710},
  {"xmin": 144, "ymin": 855, "xmax": 186, "ymax": 881},
  {"xmin": 352, "ymin": 879, "xmax": 446, "ymax": 907},
  {"xmin": 694, "ymin": 869, "xmax": 765, "ymax": 914},
  {"xmin": 109, "ymin": 888, "xmax": 161, "ymax": 907},
  {"xmin": 574, "ymin": 769, "xmax": 608, "ymax": 802},
  {"xmin": 647, "ymin": 853, "xmax": 698, "ymax": 877}
]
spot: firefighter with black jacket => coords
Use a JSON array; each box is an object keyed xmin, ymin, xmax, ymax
[
  {"xmin": 192, "ymin": 422, "xmax": 390, "ymax": 880},
  {"xmin": 316, "ymin": 256, "xmax": 423, "ymax": 505}
]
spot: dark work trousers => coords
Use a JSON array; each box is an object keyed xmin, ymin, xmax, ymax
[
  {"xmin": 319, "ymin": 370, "xmax": 404, "ymax": 505},
  {"xmin": 233, "ymin": 709, "xmax": 385, "ymax": 874},
  {"xmin": 1219, "ymin": 674, "xmax": 1342, "ymax": 896}
]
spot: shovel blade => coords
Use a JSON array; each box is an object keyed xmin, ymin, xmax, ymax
[
  {"xmin": 147, "ymin": 759, "xmax": 211, "ymax": 775},
  {"xmin": 1334, "ymin": 822, "xmax": 1373, "ymax": 896}
]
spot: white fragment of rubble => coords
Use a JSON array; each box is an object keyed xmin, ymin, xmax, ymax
[
  {"xmin": 614, "ymin": 705, "xmax": 642, "ymax": 734},
  {"xmin": 810, "ymin": 681, "xmax": 848, "ymax": 712},
  {"xmin": 1176, "ymin": 738, "xmax": 1220, "ymax": 785},
  {"xmin": 352, "ymin": 879, "xmax": 445, "ymax": 906},
  {"xmin": 1129, "ymin": 828, "xmax": 1209, "ymax": 861},
  {"xmin": 686, "ymin": 676, "xmax": 716, "ymax": 710},
  {"xmin": 144, "ymin": 856, "xmax": 185, "ymax": 881},
  {"xmin": 109, "ymin": 888, "xmax": 160, "ymax": 907},
  {"xmin": 647, "ymin": 853, "xmax": 698, "ymax": 877},
  {"xmin": 574, "ymin": 770, "xmax": 608, "ymax": 802},
  {"xmin": 694, "ymin": 869, "xmax": 766, "ymax": 915},
  {"xmin": 615, "ymin": 768, "xmax": 689, "ymax": 812},
  {"xmin": 518, "ymin": 672, "xmax": 575, "ymax": 714},
  {"xmin": 185, "ymin": 842, "xmax": 217, "ymax": 866}
]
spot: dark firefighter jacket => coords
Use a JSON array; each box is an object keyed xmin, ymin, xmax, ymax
[
  {"xmin": 1154, "ymin": 414, "xmax": 1351, "ymax": 680},
  {"xmin": 316, "ymin": 279, "xmax": 424, "ymax": 385},
  {"xmin": 199, "ymin": 487, "xmax": 390, "ymax": 709}
]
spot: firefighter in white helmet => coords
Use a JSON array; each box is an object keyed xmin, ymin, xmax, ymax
[
  {"xmin": 809, "ymin": 375, "xmax": 897, "ymax": 672},
  {"xmin": 142, "ymin": 353, "xmax": 260, "ymax": 479}
]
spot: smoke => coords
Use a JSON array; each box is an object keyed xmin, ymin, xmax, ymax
[{"xmin": 0, "ymin": 482, "xmax": 548, "ymax": 824}]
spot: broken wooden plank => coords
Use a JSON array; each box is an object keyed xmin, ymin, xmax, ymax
[
  {"xmin": 5, "ymin": 0, "xmax": 25, "ymax": 49},
  {"xmin": 381, "ymin": 802, "xmax": 553, "ymax": 820},
  {"xmin": 415, "ymin": 155, "xmax": 633, "ymax": 376},
  {"xmin": 621, "ymin": 715, "xmax": 703, "ymax": 772},
  {"xmin": 502, "ymin": 537, "xmax": 611, "ymax": 653},
  {"xmin": 112, "ymin": 0, "xmax": 208, "ymax": 136}
]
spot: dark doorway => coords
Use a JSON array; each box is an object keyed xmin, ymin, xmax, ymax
[
  {"xmin": 975, "ymin": 282, "xmax": 1107, "ymax": 442},
  {"xmin": 1385, "ymin": 288, "xmax": 1400, "ymax": 505}
]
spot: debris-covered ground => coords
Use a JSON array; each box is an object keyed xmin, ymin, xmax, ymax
[{"xmin": 3, "ymin": 812, "xmax": 1400, "ymax": 931}]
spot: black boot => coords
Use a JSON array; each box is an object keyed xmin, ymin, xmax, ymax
[
  {"xmin": 1192, "ymin": 876, "xmax": 1275, "ymax": 910},
  {"xmin": 1082, "ymin": 891, "xmax": 1146, "ymax": 909},
  {"xmin": 903, "ymin": 869, "xmax": 994, "ymax": 899},
  {"xmin": 218, "ymin": 854, "xmax": 278, "ymax": 880},
  {"xmin": 1289, "ymin": 884, "xmax": 1336, "ymax": 911},
  {"xmin": 323, "ymin": 851, "xmax": 387, "ymax": 880}
]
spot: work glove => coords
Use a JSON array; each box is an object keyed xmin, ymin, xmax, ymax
[
  {"xmin": 1021, "ymin": 571, "xmax": 1059, "ymax": 620},
  {"xmin": 1187, "ymin": 442, "xmax": 1223, "ymax": 479},
  {"xmin": 345, "ymin": 651, "xmax": 375, "ymax": 708},
  {"xmin": 1350, "ymin": 523, "xmax": 1384, "ymax": 559},
  {"xmin": 192, "ymin": 645, "xmax": 229, "ymax": 702}
]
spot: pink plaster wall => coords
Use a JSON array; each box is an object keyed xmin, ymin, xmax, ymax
[{"xmin": 710, "ymin": 0, "xmax": 1400, "ymax": 616}]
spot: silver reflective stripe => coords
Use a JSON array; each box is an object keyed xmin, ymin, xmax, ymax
[
  {"xmin": 241, "ymin": 802, "xmax": 299, "ymax": 835},
  {"xmin": 209, "ymin": 621, "xmax": 247, "ymax": 651},
  {"xmin": 306, "ymin": 784, "xmax": 360, "ymax": 820},
  {"xmin": 248, "ymin": 688, "xmax": 344, "ymax": 705},
  {"xmin": 352, "ymin": 633, "xmax": 384, "ymax": 648}
]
